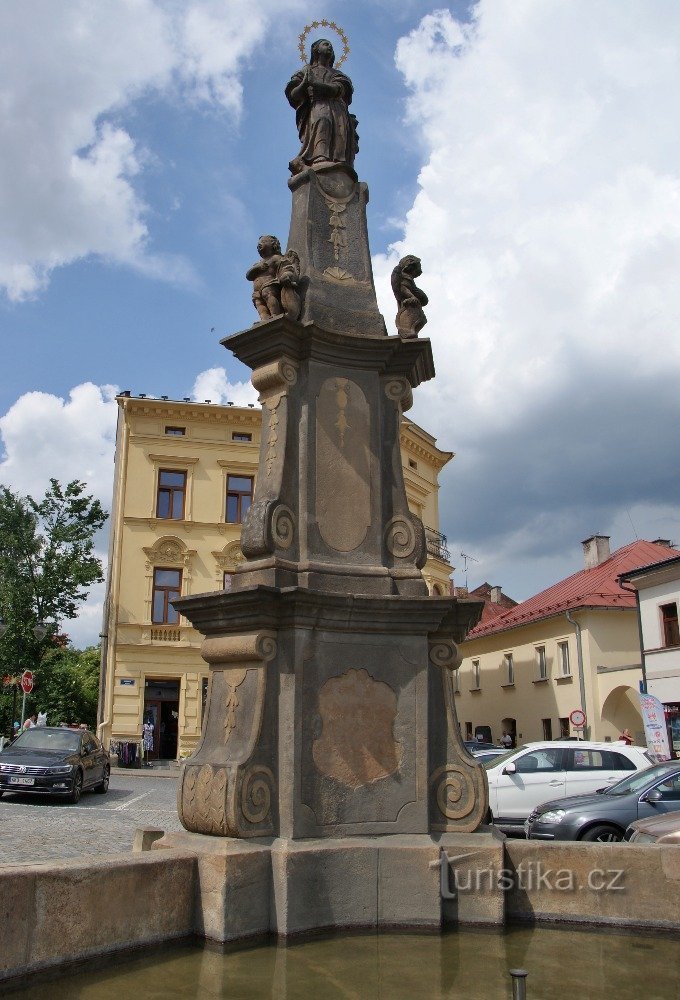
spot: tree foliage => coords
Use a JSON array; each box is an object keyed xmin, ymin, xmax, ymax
[
  {"xmin": 1, "ymin": 645, "xmax": 101, "ymax": 732},
  {"xmin": 0, "ymin": 479, "xmax": 107, "ymax": 654},
  {"xmin": 0, "ymin": 479, "xmax": 107, "ymax": 733}
]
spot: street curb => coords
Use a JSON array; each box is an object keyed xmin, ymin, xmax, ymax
[{"xmin": 110, "ymin": 767, "xmax": 178, "ymax": 779}]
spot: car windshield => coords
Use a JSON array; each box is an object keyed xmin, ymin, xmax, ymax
[
  {"xmin": 9, "ymin": 729, "xmax": 81, "ymax": 753},
  {"xmin": 604, "ymin": 762, "xmax": 678, "ymax": 796},
  {"xmin": 483, "ymin": 747, "xmax": 525, "ymax": 770}
]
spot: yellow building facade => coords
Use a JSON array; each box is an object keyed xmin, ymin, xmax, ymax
[
  {"xmin": 455, "ymin": 609, "xmax": 645, "ymax": 746},
  {"xmin": 98, "ymin": 395, "xmax": 454, "ymax": 759}
]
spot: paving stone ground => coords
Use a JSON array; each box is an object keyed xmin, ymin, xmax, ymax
[{"xmin": 0, "ymin": 771, "xmax": 184, "ymax": 866}]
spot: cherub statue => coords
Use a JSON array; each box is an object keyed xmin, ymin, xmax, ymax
[
  {"xmin": 391, "ymin": 255, "xmax": 428, "ymax": 339},
  {"xmin": 245, "ymin": 235, "xmax": 301, "ymax": 322}
]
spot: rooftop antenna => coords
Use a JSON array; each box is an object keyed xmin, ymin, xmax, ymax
[{"xmin": 460, "ymin": 551, "xmax": 479, "ymax": 589}]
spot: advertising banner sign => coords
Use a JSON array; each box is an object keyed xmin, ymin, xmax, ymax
[{"xmin": 639, "ymin": 692, "xmax": 671, "ymax": 762}]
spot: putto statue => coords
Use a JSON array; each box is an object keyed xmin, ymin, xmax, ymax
[
  {"xmin": 246, "ymin": 235, "xmax": 301, "ymax": 323},
  {"xmin": 391, "ymin": 255, "xmax": 429, "ymax": 339},
  {"xmin": 285, "ymin": 38, "xmax": 358, "ymax": 176}
]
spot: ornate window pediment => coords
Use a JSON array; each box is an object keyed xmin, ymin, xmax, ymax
[
  {"xmin": 212, "ymin": 540, "xmax": 245, "ymax": 572},
  {"xmin": 144, "ymin": 535, "xmax": 196, "ymax": 569},
  {"xmin": 212, "ymin": 541, "xmax": 245, "ymax": 587}
]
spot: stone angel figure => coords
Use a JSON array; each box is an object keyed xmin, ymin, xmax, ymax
[
  {"xmin": 391, "ymin": 255, "xmax": 428, "ymax": 339},
  {"xmin": 246, "ymin": 235, "xmax": 301, "ymax": 323}
]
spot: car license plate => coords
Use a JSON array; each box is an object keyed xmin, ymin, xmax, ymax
[{"xmin": 9, "ymin": 776, "xmax": 35, "ymax": 786}]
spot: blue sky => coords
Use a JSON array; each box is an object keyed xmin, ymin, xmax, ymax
[{"xmin": 2, "ymin": 1, "xmax": 680, "ymax": 645}]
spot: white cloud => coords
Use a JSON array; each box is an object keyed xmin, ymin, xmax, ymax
[
  {"xmin": 0, "ymin": 0, "xmax": 301, "ymax": 301},
  {"xmin": 0, "ymin": 382, "xmax": 118, "ymax": 505},
  {"xmin": 376, "ymin": 1, "xmax": 680, "ymax": 594},
  {"xmin": 376, "ymin": 3, "xmax": 680, "ymax": 430},
  {"xmin": 191, "ymin": 367, "xmax": 258, "ymax": 407}
]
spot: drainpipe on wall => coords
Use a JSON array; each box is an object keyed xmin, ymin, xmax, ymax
[
  {"xmin": 619, "ymin": 580, "xmax": 647, "ymax": 694},
  {"xmin": 565, "ymin": 610, "xmax": 589, "ymax": 739}
]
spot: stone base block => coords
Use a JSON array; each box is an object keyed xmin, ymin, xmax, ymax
[
  {"xmin": 154, "ymin": 830, "xmax": 502, "ymax": 942},
  {"xmin": 154, "ymin": 831, "xmax": 272, "ymax": 942},
  {"xmin": 438, "ymin": 828, "xmax": 506, "ymax": 926}
]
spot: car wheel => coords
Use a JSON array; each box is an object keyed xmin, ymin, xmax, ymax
[
  {"xmin": 580, "ymin": 824, "xmax": 623, "ymax": 843},
  {"xmin": 68, "ymin": 771, "xmax": 83, "ymax": 805},
  {"xmin": 95, "ymin": 767, "xmax": 110, "ymax": 794}
]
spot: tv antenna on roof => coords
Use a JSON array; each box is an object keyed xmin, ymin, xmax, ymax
[{"xmin": 460, "ymin": 551, "xmax": 479, "ymax": 589}]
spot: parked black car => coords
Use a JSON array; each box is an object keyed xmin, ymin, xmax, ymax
[
  {"xmin": 525, "ymin": 761, "xmax": 680, "ymax": 842},
  {"xmin": 0, "ymin": 727, "xmax": 109, "ymax": 804}
]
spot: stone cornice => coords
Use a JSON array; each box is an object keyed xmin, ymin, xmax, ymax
[
  {"xmin": 400, "ymin": 429, "xmax": 453, "ymax": 471},
  {"xmin": 173, "ymin": 586, "xmax": 483, "ymax": 642},
  {"xmin": 148, "ymin": 453, "xmax": 200, "ymax": 465},
  {"xmin": 223, "ymin": 318, "xmax": 436, "ymax": 388},
  {"xmin": 123, "ymin": 516, "xmax": 241, "ymax": 534},
  {"xmin": 121, "ymin": 396, "xmax": 262, "ymax": 424}
]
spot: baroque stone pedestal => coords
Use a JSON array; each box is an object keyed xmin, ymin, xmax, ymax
[{"xmin": 175, "ymin": 588, "xmax": 487, "ymax": 840}]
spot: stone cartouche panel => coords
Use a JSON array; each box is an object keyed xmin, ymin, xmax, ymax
[
  {"xmin": 315, "ymin": 376, "xmax": 370, "ymax": 552},
  {"xmin": 313, "ymin": 668, "xmax": 402, "ymax": 789}
]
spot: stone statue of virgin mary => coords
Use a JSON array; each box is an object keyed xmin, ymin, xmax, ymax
[{"xmin": 285, "ymin": 38, "xmax": 359, "ymax": 175}]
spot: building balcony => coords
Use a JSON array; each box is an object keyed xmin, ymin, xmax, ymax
[{"xmin": 425, "ymin": 526, "xmax": 451, "ymax": 563}]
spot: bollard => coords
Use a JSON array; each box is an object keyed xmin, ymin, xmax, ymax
[{"xmin": 509, "ymin": 969, "xmax": 528, "ymax": 1000}]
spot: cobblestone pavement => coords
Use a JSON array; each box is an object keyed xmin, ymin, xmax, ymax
[{"xmin": 0, "ymin": 771, "xmax": 184, "ymax": 867}]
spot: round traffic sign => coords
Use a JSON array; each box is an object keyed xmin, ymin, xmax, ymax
[
  {"xmin": 569, "ymin": 708, "xmax": 586, "ymax": 728},
  {"xmin": 21, "ymin": 670, "xmax": 33, "ymax": 694}
]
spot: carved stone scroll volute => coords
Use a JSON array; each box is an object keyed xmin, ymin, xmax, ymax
[
  {"xmin": 177, "ymin": 631, "xmax": 278, "ymax": 838},
  {"xmin": 427, "ymin": 636, "xmax": 489, "ymax": 832},
  {"xmin": 240, "ymin": 359, "xmax": 298, "ymax": 559},
  {"xmin": 382, "ymin": 376, "xmax": 427, "ymax": 574}
]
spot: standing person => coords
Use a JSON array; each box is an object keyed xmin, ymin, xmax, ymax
[
  {"xmin": 143, "ymin": 715, "xmax": 155, "ymax": 766},
  {"xmin": 619, "ymin": 728, "xmax": 633, "ymax": 745},
  {"xmin": 22, "ymin": 713, "xmax": 37, "ymax": 731},
  {"xmin": 500, "ymin": 730, "xmax": 513, "ymax": 750}
]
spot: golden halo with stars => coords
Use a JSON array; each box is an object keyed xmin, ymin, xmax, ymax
[{"xmin": 298, "ymin": 20, "xmax": 350, "ymax": 68}]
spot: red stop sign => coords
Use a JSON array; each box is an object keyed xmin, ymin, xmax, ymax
[{"xmin": 21, "ymin": 671, "xmax": 33, "ymax": 694}]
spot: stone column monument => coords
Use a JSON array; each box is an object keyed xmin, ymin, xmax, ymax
[{"xmin": 160, "ymin": 26, "xmax": 498, "ymax": 940}]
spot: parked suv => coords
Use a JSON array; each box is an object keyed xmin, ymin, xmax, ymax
[{"xmin": 483, "ymin": 740, "xmax": 652, "ymax": 832}]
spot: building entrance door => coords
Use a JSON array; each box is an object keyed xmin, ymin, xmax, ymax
[{"xmin": 143, "ymin": 679, "xmax": 180, "ymax": 760}]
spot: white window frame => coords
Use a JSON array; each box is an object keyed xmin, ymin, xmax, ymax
[
  {"xmin": 536, "ymin": 645, "xmax": 547, "ymax": 680},
  {"xmin": 557, "ymin": 640, "xmax": 571, "ymax": 677},
  {"xmin": 504, "ymin": 652, "xmax": 514, "ymax": 685}
]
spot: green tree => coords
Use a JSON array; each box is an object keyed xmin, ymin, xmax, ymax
[
  {"xmin": 0, "ymin": 479, "xmax": 107, "ymax": 733},
  {"xmin": 23, "ymin": 645, "xmax": 101, "ymax": 729}
]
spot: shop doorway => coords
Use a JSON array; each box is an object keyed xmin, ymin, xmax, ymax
[
  {"xmin": 143, "ymin": 679, "xmax": 180, "ymax": 760},
  {"xmin": 501, "ymin": 716, "xmax": 517, "ymax": 748}
]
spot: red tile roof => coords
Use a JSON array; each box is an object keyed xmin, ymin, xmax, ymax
[
  {"xmin": 467, "ymin": 540, "xmax": 675, "ymax": 639},
  {"xmin": 465, "ymin": 583, "xmax": 518, "ymax": 627}
]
